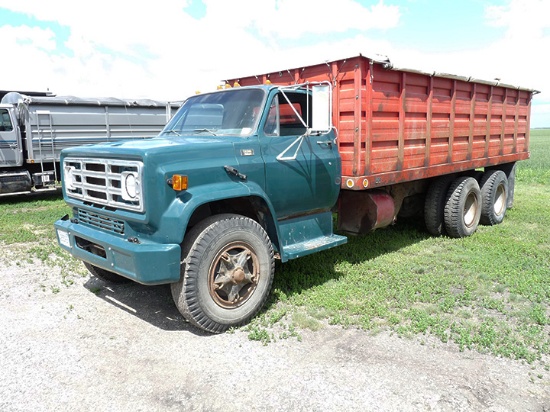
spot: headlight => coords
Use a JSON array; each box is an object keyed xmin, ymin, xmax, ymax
[
  {"xmin": 121, "ymin": 171, "xmax": 139, "ymax": 201},
  {"xmin": 64, "ymin": 165, "xmax": 76, "ymax": 190}
]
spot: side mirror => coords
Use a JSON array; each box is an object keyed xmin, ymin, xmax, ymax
[{"xmin": 311, "ymin": 84, "xmax": 331, "ymax": 134}]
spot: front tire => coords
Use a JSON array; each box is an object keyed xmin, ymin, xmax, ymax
[{"xmin": 171, "ymin": 214, "xmax": 275, "ymax": 333}]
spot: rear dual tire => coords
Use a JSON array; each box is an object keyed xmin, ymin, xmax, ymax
[
  {"xmin": 479, "ymin": 170, "xmax": 508, "ymax": 226},
  {"xmin": 424, "ymin": 174, "xmax": 455, "ymax": 236},
  {"xmin": 425, "ymin": 169, "xmax": 509, "ymax": 239},
  {"xmin": 444, "ymin": 176, "xmax": 482, "ymax": 238}
]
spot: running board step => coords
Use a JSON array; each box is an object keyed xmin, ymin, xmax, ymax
[{"xmin": 278, "ymin": 211, "xmax": 347, "ymax": 262}]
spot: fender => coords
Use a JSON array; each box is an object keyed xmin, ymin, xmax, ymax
[{"xmin": 156, "ymin": 179, "xmax": 284, "ymax": 251}]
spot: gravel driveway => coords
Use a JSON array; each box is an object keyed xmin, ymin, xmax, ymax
[{"xmin": 1, "ymin": 251, "xmax": 549, "ymax": 412}]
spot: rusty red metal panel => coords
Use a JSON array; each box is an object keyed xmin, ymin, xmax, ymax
[{"xmin": 226, "ymin": 55, "xmax": 535, "ymax": 191}]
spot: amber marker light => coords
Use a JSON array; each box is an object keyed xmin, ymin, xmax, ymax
[{"xmin": 169, "ymin": 174, "xmax": 188, "ymax": 191}]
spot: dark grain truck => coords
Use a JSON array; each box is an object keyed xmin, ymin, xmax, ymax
[{"xmin": 55, "ymin": 55, "xmax": 537, "ymax": 333}]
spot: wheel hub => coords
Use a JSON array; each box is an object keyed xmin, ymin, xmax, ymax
[
  {"xmin": 209, "ymin": 242, "xmax": 260, "ymax": 308},
  {"xmin": 232, "ymin": 267, "xmax": 246, "ymax": 283}
]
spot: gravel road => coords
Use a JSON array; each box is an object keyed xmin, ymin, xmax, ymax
[{"xmin": 1, "ymin": 251, "xmax": 549, "ymax": 412}]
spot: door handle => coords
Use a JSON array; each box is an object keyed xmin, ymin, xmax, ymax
[
  {"xmin": 224, "ymin": 165, "xmax": 247, "ymax": 181},
  {"xmin": 316, "ymin": 140, "xmax": 333, "ymax": 147}
]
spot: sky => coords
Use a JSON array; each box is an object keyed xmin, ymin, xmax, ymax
[{"xmin": 0, "ymin": 0, "xmax": 549, "ymax": 127}]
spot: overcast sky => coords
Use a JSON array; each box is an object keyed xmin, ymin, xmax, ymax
[{"xmin": 0, "ymin": 0, "xmax": 548, "ymax": 127}]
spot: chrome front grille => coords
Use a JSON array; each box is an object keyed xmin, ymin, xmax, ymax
[
  {"xmin": 76, "ymin": 208, "xmax": 125, "ymax": 235},
  {"xmin": 63, "ymin": 158, "xmax": 144, "ymax": 212}
]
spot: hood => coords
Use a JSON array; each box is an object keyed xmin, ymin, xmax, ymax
[{"xmin": 61, "ymin": 135, "xmax": 243, "ymax": 161}]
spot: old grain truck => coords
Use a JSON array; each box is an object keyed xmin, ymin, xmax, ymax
[
  {"xmin": 55, "ymin": 55, "xmax": 537, "ymax": 333},
  {"xmin": 0, "ymin": 92, "xmax": 179, "ymax": 196}
]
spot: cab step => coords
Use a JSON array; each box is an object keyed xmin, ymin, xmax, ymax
[{"xmin": 278, "ymin": 211, "xmax": 347, "ymax": 262}]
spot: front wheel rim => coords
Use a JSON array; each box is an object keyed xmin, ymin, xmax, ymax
[{"xmin": 208, "ymin": 241, "xmax": 260, "ymax": 309}]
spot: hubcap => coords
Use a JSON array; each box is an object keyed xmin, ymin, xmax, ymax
[
  {"xmin": 494, "ymin": 184, "xmax": 506, "ymax": 215},
  {"xmin": 208, "ymin": 242, "xmax": 259, "ymax": 309},
  {"xmin": 464, "ymin": 192, "xmax": 478, "ymax": 227}
]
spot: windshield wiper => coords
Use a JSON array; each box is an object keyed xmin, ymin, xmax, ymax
[{"xmin": 193, "ymin": 128, "xmax": 218, "ymax": 136}]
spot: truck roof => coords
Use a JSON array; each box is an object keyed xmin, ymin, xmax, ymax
[
  {"xmin": 0, "ymin": 90, "xmax": 53, "ymax": 100},
  {"xmin": 1, "ymin": 92, "xmax": 178, "ymax": 108}
]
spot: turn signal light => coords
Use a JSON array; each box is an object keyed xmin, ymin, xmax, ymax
[{"xmin": 169, "ymin": 174, "xmax": 188, "ymax": 191}]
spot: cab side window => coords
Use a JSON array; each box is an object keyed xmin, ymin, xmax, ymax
[
  {"xmin": 263, "ymin": 92, "xmax": 309, "ymax": 137},
  {"xmin": 0, "ymin": 109, "xmax": 13, "ymax": 132}
]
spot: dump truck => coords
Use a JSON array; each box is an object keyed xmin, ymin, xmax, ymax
[
  {"xmin": 54, "ymin": 54, "xmax": 537, "ymax": 333},
  {"xmin": 0, "ymin": 92, "xmax": 179, "ymax": 196}
]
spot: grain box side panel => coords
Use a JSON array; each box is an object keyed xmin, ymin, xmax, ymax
[
  {"xmin": 402, "ymin": 72, "xmax": 430, "ymax": 171},
  {"xmin": 429, "ymin": 76, "xmax": 453, "ymax": 166},
  {"xmin": 335, "ymin": 69, "xmax": 359, "ymax": 177},
  {"xmin": 370, "ymin": 65, "xmax": 401, "ymax": 175},
  {"xmin": 451, "ymin": 80, "xmax": 474, "ymax": 163}
]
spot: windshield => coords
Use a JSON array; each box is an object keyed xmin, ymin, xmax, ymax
[{"xmin": 161, "ymin": 88, "xmax": 266, "ymax": 137}]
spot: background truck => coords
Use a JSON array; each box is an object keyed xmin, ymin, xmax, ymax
[
  {"xmin": 54, "ymin": 54, "xmax": 537, "ymax": 333},
  {"xmin": 0, "ymin": 92, "xmax": 179, "ymax": 196}
]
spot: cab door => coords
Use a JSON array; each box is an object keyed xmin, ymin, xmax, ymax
[
  {"xmin": 259, "ymin": 91, "xmax": 340, "ymax": 220},
  {"xmin": 0, "ymin": 106, "xmax": 23, "ymax": 167}
]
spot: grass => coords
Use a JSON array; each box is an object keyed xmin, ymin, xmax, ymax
[
  {"xmin": 0, "ymin": 193, "xmax": 85, "ymax": 283},
  {"xmin": 1, "ymin": 130, "xmax": 549, "ymax": 365},
  {"xmin": 0, "ymin": 193, "xmax": 69, "ymax": 244}
]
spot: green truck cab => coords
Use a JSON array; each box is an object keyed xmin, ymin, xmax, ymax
[{"xmin": 55, "ymin": 83, "xmax": 346, "ymax": 333}]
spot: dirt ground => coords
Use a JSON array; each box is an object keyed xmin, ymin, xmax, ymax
[{"xmin": 1, "ymin": 250, "xmax": 549, "ymax": 412}]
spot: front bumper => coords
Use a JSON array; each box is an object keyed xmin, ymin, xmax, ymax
[{"xmin": 54, "ymin": 217, "xmax": 181, "ymax": 285}]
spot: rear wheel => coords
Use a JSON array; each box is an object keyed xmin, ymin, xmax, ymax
[
  {"xmin": 84, "ymin": 262, "xmax": 131, "ymax": 283},
  {"xmin": 171, "ymin": 214, "xmax": 274, "ymax": 333},
  {"xmin": 479, "ymin": 170, "xmax": 508, "ymax": 225},
  {"xmin": 424, "ymin": 174, "xmax": 455, "ymax": 236},
  {"xmin": 499, "ymin": 162, "xmax": 517, "ymax": 209},
  {"xmin": 444, "ymin": 176, "xmax": 482, "ymax": 238}
]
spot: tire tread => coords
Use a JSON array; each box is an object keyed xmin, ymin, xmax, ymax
[
  {"xmin": 479, "ymin": 170, "xmax": 508, "ymax": 226},
  {"xmin": 444, "ymin": 176, "xmax": 481, "ymax": 238},
  {"xmin": 424, "ymin": 174, "xmax": 455, "ymax": 236}
]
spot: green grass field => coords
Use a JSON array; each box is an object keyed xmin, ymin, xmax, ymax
[{"xmin": 1, "ymin": 130, "xmax": 549, "ymax": 364}]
